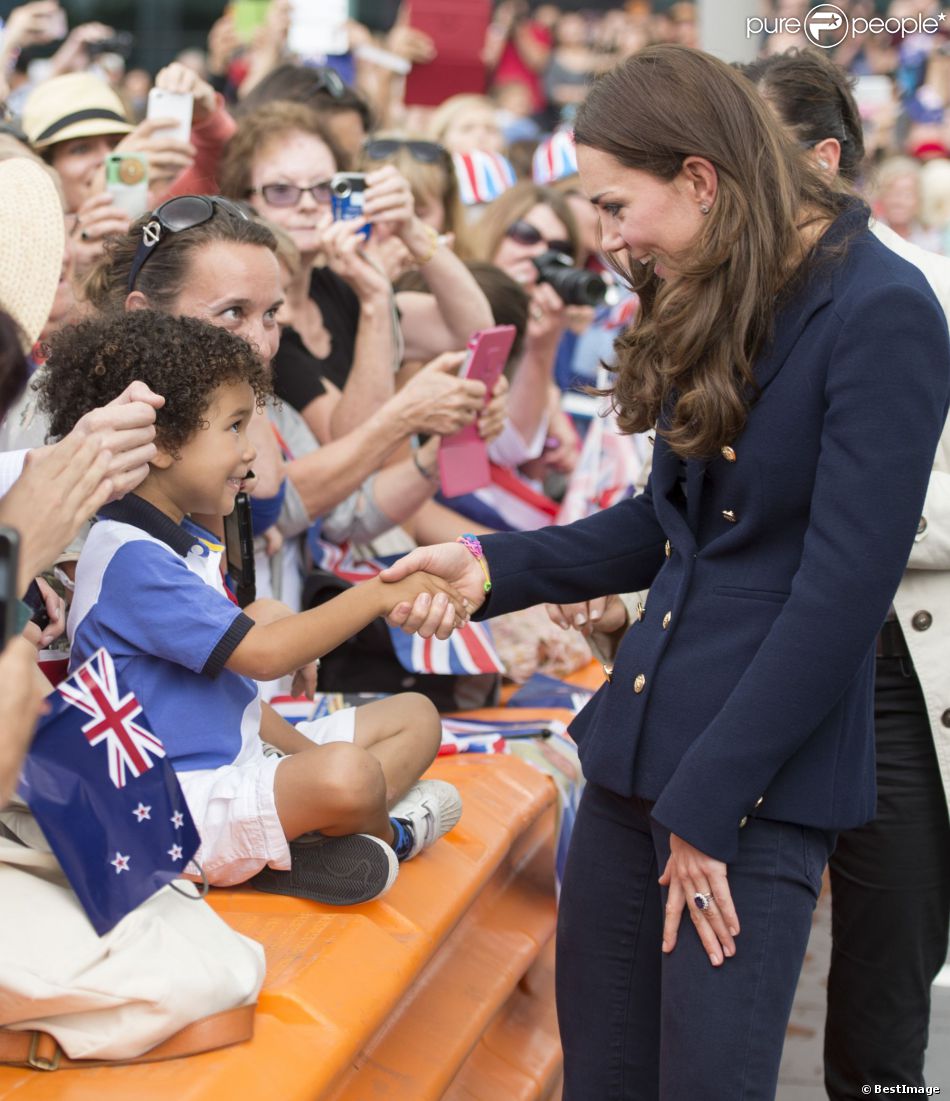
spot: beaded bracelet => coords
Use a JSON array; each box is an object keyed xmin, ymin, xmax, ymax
[{"xmin": 457, "ymin": 533, "xmax": 491, "ymax": 593}]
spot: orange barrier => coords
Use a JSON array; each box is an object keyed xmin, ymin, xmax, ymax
[{"xmin": 0, "ymin": 694, "xmax": 591, "ymax": 1100}]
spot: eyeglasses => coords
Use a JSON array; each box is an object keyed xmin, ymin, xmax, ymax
[
  {"xmin": 249, "ymin": 181, "xmax": 333, "ymax": 208},
  {"xmin": 363, "ymin": 138, "xmax": 449, "ymax": 165},
  {"xmin": 307, "ymin": 66, "xmax": 346, "ymax": 100},
  {"xmin": 126, "ymin": 195, "xmax": 248, "ymax": 293},
  {"xmin": 505, "ymin": 219, "xmax": 573, "ymax": 257}
]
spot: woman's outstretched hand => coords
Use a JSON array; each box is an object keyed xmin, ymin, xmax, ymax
[
  {"xmin": 379, "ymin": 542, "xmax": 488, "ymax": 638},
  {"xmin": 658, "ymin": 833, "xmax": 740, "ymax": 967}
]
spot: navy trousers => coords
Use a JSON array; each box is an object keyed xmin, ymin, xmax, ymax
[
  {"xmin": 825, "ymin": 657, "xmax": 950, "ymax": 1097},
  {"xmin": 556, "ymin": 784, "xmax": 835, "ymax": 1101}
]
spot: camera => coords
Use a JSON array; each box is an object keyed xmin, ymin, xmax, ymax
[
  {"xmin": 330, "ymin": 172, "xmax": 370, "ymax": 240},
  {"xmin": 532, "ymin": 250, "xmax": 607, "ymax": 307},
  {"xmin": 85, "ymin": 32, "xmax": 134, "ymax": 59}
]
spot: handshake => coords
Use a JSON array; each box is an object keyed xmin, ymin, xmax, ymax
[{"xmin": 375, "ymin": 539, "xmax": 492, "ymax": 640}]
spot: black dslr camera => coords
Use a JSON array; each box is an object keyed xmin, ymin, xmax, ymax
[{"xmin": 532, "ymin": 250, "xmax": 607, "ymax": 307}]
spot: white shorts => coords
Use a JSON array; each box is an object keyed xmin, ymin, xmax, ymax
[{"xmin": 178, "ymin": 708, "xmax": 357, "ymax": 887}]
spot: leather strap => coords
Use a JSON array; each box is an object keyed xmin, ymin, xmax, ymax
[{"xmin": 0, "ymin": 1003, "xmax": 255, "ymax": 1070}]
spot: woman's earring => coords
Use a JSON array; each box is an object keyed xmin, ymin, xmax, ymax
[
  {"xmin": 699, "ymin": 203, "xmax": 710, "ymax": 214},
  {"xmin": 818, "ymin": 159, "xmax": 829, "ymax": 169}
]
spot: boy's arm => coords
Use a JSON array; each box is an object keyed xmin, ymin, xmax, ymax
[
  {"xmin": 227, "ymin": 573, "xmax": 467, "ymax": 682},
  {"xmin": 259, "ymin": 702, "xmax": 317, "ymax": 755}
]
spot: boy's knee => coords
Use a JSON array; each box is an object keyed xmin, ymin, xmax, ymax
[
  {"xmin": 400, "ymin": 692, "xmax": 441, "ymax": 738},
  {"xmin": 318, "ymin": 742, "xmax": 386, "ymax": 816}
]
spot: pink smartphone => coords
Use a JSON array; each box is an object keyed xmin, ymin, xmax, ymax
[{"xmin": 438, "ymin": 324, "xmax": 517, "ymax": 497}]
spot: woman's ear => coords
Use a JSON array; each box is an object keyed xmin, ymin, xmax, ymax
[
  {"xmin": 680, "ymin": 156, "xmax": 718, "ymax": 210},
  {"xmin": 811, "ymin": 138, "xmax": 841, "ymax": 176}
]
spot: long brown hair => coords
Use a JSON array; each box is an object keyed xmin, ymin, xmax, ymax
[
  {"xmin": 575, "ymin": 44, "xmax": 846, "ymax": 458},
  {"xmin": 458, "ymin": 180, "xmax": 580, "ymax": 265}
]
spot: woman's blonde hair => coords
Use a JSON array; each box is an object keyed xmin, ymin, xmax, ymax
[
  {"xmin": 574, "ymin": 44, "xmax": 847, "ymax": 459},
  {"xmin": 355, "ymin": 133, "xmax": 465, "ymax": 237},
  {"xmin": 428, "ymin": 94, "xmax": 499, "ymax": 151},
  {"xmin": 457, "ymin": 180, "xmax": 579, "ymax": 264}
]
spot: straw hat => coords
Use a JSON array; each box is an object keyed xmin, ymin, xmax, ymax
[
  {"xmin": 0, "ymin": 158, "xmax": 66, "ymax": 352},
  {"xmin": 21, "ymin": 72, "xmax": 133, "ymax": 151}
]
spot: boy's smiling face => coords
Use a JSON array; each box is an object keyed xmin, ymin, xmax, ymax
[{"xmin": 144, "ymin": 379, "xmax": 258, "ymax": 523}]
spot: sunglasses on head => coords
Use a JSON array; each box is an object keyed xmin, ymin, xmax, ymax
[
  {"xmin": 505, "ymin": 219, "xmax": 573, "ymax": 257},
  {"xmin": 126, "ymin": 195, "xmax": 249, "ymax": 293},
  {"xmin": 307, "ymin": 66, "xmax": 346, "ymax": 100},
  {"xmin": 363, "ymin": 138, "xmax": 449, "ymax": 165},
  {"xmin": 249, "ymin": 180, "xmax": 333, "ymax": 208}
]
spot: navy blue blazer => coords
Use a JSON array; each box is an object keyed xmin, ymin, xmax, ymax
[{"xmin": 479, "ymin": 202, "xmax": 950, "ymax": 863}]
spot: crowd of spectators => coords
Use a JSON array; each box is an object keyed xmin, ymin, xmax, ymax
[{"xmin": 0, "ymin": 0, "xmax": 946, "ymax": 1030}]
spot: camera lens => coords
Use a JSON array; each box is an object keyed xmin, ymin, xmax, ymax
[
  {"xmin": 331, "ymin": 178, "xmax": 352, "ymax": 198},
  {"xmin": 532, "ymin": 251, "xmax": 607, "ymax": 307}
]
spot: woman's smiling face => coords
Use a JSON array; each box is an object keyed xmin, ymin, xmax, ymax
[{"xmin": 576, "ymin": 145, "xmax": 711, "ymax": 279}]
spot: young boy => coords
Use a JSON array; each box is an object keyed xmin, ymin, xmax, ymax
[{"xmin": 40, "ymin": 311, "xmax": 467, "ymax": 905}]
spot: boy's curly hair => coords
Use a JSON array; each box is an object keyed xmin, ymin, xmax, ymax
[{"xmin": 38, "ymin": 311, "xmax": 272, "ymax": 456}]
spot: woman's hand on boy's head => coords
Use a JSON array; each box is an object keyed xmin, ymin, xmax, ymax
[{"xmin": 73, "ymin": 382, "xmax": 164, "ymax": 500}]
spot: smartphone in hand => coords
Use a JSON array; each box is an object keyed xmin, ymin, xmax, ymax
[
  {"xmin": 224, "ymin": 491, "xmax": 256, "ymax": 609},
  {"xmin": 146, "ymin": 87, "xmax": 193, "ymax": 144},
  {"xmin": 0, "ymin": 526, "xmax": 21, "ymax": 646},
  {"xmin": 105, "ymin": 152, "xmax": 149, "ymax": 219},
  {"xmin": 438, "ymin": 324, "xmax": 516, "ymax": 497}
]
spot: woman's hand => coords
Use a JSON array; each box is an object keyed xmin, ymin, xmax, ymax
[
  {"xmin": 526, "ymin": 282, "xmax": 569, "ymax": 346},
  {"xmin": 0, "ymin": 434, "xmax": 112, "ymax": 592},
  {"xmin": 394, "ymin": 351, "xmax": 487, "ymax": 436},
  {"xmin": 34, "ymin": 577, "xmax": 66, "ymax": 648},
  {"xmin": 69, "ymin": 193, "xmax": 131, "ymax": 275},
  {"xmin": 320, "ymin": 215, "xmax": 393, "ymax": 302},
  {"xmin": 658, "ymin": 833, "xmax": 740, "ymax": 967},
  {"xmin": 373, "ymin": 568, "xmax": 470, "ymax": 636},
  {"xmin": 363, "ymin": 165, "xmax": 417, "ymax": 241},
  {"xmin": 380, "ymin": 543, "xmax": 488, "ymax": 636},
  {"xmin": 546, "ymin": 593, "xmax": 627, "ymax": 636},
  {"xmin": 478, "ymin": 373, "xmax": 508, "ymax": 443},
  {"xmin": 72, "ymin": 380, "xmax": 165, "ymax": 499},
  {"xmin": 114, "ymin": 117, "xmax": 196, "ymax": 203},
  {"xmin": 154, "ymin": 60, "xmax": 217, "ymax": 124},
  {"xmin": 0, "ymin": 636, "xmax": 48, "ymax": 807}
]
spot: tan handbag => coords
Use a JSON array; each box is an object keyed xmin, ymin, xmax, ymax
[{"xmin": 0, "ymin": 826, "xmax": 265, "ymax": 1068}]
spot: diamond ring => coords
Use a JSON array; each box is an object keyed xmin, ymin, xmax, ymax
[{"xmin": 694, "ymin": 892, "xmax": 714, "ymax": 912}]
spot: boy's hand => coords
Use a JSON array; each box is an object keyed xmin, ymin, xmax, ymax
[
  {"xmin": 380, "ymin": 543, "xmax": 488, "ymax": 637},
  {"xmin": 374, "ymin": 570, "xmax": 469, "ymax": 639}
]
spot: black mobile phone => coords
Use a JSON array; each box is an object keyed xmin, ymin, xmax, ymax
[
  {"xmin": 0, "ymin": 525, "xmax": 21, "ymax": 646},
  {"xmin": 224, "ymin": 491, "xmax": 256, "ymax": 609},
  {"xmin": 23, "ymin": 578, "xmax": 50, "ymax": 632}
]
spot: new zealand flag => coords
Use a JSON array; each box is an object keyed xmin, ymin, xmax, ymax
[{"xmin": 16, "ymin": 648, "xmax": 200, "ymax": 936}]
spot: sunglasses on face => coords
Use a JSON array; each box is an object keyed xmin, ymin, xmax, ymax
[
  {"xmin": 127, "ymin": 195, "xmax": 249, "ymax": 293},
  {"xmin": 363, "ymin": 138, "xmax": 449, "ymax": 165},
  {"xmin": 250, "ymin": 181, "xmax": 333, "ymax": 208},
  {"xmin": 505, "ymin": 219, "xmax": 573, "ymax": 257}
]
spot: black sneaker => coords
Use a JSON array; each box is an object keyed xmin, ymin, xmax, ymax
[{"xmin": 250, "ymin": 832, "xmax": 398, "ymax": 905}]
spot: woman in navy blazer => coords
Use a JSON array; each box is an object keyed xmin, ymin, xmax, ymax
[{"xmin": 382, "ymin": 45, "xmax": 950, "ymax": 1100}]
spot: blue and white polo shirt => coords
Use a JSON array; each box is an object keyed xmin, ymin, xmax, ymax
[{"xmin": 68, "ymin": 495, "xmax": 261, "ymax": 772}]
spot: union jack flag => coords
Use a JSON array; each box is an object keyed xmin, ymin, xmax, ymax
[
  {"xmin": 311, "ymin": 538, "xmax": 506, "ymax": 676},
  {"xmin": 58, "ymin": 649, "xmax": 165, "ymax": 788}
]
